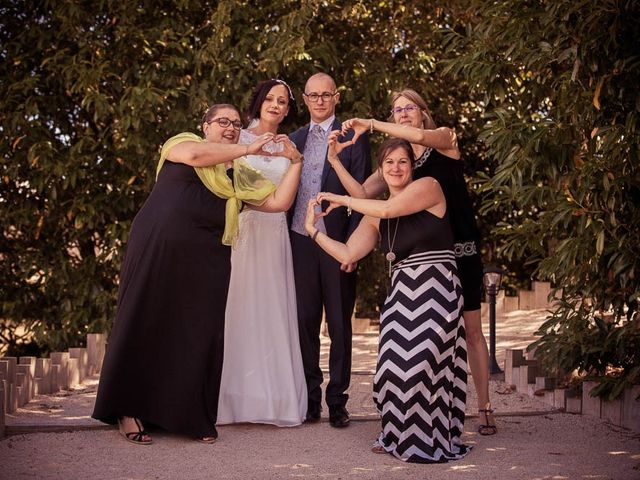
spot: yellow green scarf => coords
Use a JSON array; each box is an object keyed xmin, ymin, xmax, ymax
[{"xmin": 157, "ymin": 132, "xmax": 277, "ymax": 246}]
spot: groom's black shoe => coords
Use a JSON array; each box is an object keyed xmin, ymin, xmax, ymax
[
  {"xmin": 329, "ymin": 405, "xmax": 350, "ymax": 428},
  {"xmin": 305, "ymin": 400, "xmax": 321, "ymax": 423}
]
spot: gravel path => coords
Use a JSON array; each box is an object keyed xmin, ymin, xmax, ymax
[{"xmin": 2, "ymin": 310, "xmax": 639, "ymax": 479}]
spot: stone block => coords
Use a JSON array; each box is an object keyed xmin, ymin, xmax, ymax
[
  {"xmin": 69, "ymin": 348, "xmax": 88, "ymax": 382},
  {"xmin": 601, "ymin": 396, "xmax": 624, "ymax": 426},
  {"xmin": 622, "ymin": 385, "xmax": 640, "ymax": 432},
  {"xmin": 0, "ymin": 357, "xmax": 17, "ymax": 384},
  {"xmin": 16, "ymin": 373, "xmax": 26, "ymax": 407},
  {"xmin": 18, "ymin": 357, "xmax": 36, "ymax": 399},
  {"xmin": 35, "ymin": 358, "xmax": 51, "ymax": 394},
  {"xmin": 87, "ymin": 333, "xmax": 107, "ymax": 375},
  {"xmin": 518, "ymin": 290, "xmax": 535, "ymax": 311},
  {"xmin": 525, "ymin": 346, "xmax": 537, "ymax": 361},
  {"xmin": 540, "ymin": 390, "xmax": 556, "ymax": 407},
  {"xmin": 0, "ymin": 361, "xmax": 8, "ymax": 386},
  {"xmin": 504, "ymin": 349, "xmax": 525, "ymax": 385},
  {"xmin": 19, "ymin": 356, "xmax": 36, "ymax": 367},
  {"xmin": 16, "ymin": 365, "xmax": 33, "ymax": 404},
  {"xmin": 582, "ymin": 381, "xmax": 602, "ymax": 418},
  {"xmin": 533, "ymin": 281, "xmax": 551, "ymax": 309},
  {"xmin": 50, "ymin": 352, "xmax": 70, "ymax": 390},
  {"xmin": 50, "ymin": 364, "xmax": 60, "ymax": 392},
  {"xmin": 0, "ymin": 377, "xmax": 5, "ymax": 415},
  {"xmin": 67, "ymin": 357, "xmax": 80, "ymax": 388},
  {"xmin": 34, "ymin": 377, "xmax": 47, "ymax": 396},
  {"xmin": 8, "ymin": 383, "xmax": 18, "ymax": 413},
  {"xmin": 519, "ymin": 362, "xmax": 537, "ymax": 393},
  {"xmin": 503, "ymin": 296, "xmax": 519, "ymax": 312},
  {"xmin": 0, "ymin": 380, "xmax": 5, "ymax": 438},
  {"xmin": 511, "ymin": 367, "xmax": 521, "ymax": 392},
  {"xmin": 535, "ymin": 376, "xmax": 556, "ymax": 391},
  {"xmin": 566, "ymin": 396, "xmax": 582, "ymax": 414},
  {"xmin": 553, "ymin": 389, "xmax": 567, "ymax": 410}
]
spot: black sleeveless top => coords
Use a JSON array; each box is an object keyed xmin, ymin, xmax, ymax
[
  {"xmin": 413, "ymin": 149, "xmax": 481, "ymax": 244},
  {"xmin": 380, "ymin": 210, "xmax": 454, "ymax": 264}
]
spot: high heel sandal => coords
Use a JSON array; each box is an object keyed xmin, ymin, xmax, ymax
[
  {"xmin": 118, "ymin": 417, "xmax": 153, "ymax": 445},
  {"xmin": 478, "ymin": 403, "xmax": 497, "ymax": 436}
]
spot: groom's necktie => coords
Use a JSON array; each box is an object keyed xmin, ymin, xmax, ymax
[{"xmin": 291, "ymin": 125, "xmax": 328, "ymax": 236}]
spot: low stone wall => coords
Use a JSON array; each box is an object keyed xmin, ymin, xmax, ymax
[
  {"xmin": 503, "ymin": 348, "xmax": 640, "ymax": 432},
  {"xmin": 480, "ymin": 281, "xmax": 562, "ymax": 316},
  {"xmin": 0, "ymin": 333, "xmax": 107, "ymax": 438}
]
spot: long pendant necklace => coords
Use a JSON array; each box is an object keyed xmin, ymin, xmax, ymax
[
  {"xmin": 386, "ymin": 217, "xmax": 400, "ymax": 277},
  {"xmin": 413, "ymin": 147, "xmax": 432, "ymax": 169}
]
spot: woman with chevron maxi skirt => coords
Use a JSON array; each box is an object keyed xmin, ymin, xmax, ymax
[{"xmin": 305, "ymin": 136, "xmax": 470, "ymax": 463}]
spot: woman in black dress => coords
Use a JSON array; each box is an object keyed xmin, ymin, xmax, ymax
[
  {"xmin": 306, "ymin": 138, "xmax": 469, "ymax": 462},
  {"xmin": 92, "ymin": 104, "xmax": 303, "ymax": 444},
  {"xmin": 334, "ymin": 89, "xmax": 495, "ymax": 435}
]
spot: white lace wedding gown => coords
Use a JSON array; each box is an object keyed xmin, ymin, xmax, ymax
[{"xmin": 217, "ymin": 129, "xmax": 307, "ymax": 426}]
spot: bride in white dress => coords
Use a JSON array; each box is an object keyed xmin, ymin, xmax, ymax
[{"xmin": 217, "ymin": 79, "xmax": 307, "ymax": 426}]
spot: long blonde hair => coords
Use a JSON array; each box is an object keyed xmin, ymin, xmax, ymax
[{"xmin": 388, "ymin": 89, "xmax": 436, "ymax": 130}]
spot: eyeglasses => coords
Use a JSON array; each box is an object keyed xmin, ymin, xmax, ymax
[
  {"xmin": 207, "ymin": 117, "xmax": 243, "ymax": 130},
  {"xmin": 390, "ymin": 104, "xmax": 420, "ymax": 115},
  {"xmin": 303, "ymin": 92, "xmax": 338, "ymax": 103}
]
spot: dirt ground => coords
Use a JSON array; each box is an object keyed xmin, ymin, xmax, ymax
[{"xmin": 1, "ymin": 310, "xmax": 639, "ymax": 479}]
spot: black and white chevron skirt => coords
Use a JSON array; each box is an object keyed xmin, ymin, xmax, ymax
[{"xmin": 373, "ymin": 250, "xmax": 470, "ymax": 463}]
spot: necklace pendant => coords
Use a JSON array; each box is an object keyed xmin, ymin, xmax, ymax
[{"xmin": 385, "ymin": 251, "xmax": 396, "ymax": 263}]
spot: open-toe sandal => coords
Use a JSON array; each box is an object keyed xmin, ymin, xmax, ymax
[
  {"xmin": 118, "ymin": 417, "xmax": 153, "ymax": 445},
  {"xmin": 371, "ymin": 441, "xmax": 387, "ymax": 454},
  {"xmin": 478, "ymin": 403, "xmax": 497, "ymax": 436},
  {"xmin": 196, "ymin": 436, "xmax": 217, "ymax": 444}
]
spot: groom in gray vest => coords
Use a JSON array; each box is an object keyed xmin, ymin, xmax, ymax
[{"xmin": 288, "ymin": 72, "xmax": 371, "ymax": 428}]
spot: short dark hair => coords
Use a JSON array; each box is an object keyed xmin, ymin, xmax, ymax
[
  {"xmin": 376, "ymin": 137, "xmax": 415, "ymax": 171},
  {"xmin": 201, "ymin": 103, "xmax": 240, "ymax": 125},
  {"xmin": 245, "ymin": 79, "xmax": 297, "ymax": 125}
]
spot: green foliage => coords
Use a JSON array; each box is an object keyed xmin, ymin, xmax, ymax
[
  {"xmin": 1, "ymin": 1, "xmax": 490, "ymax": 353},
  {"xmin": 530, "ymin": 300, "xmax": 640, "ymax": 400},
  {"xmin": 443, "ymin": 0, "xmax": 640, "ymax": 396}
]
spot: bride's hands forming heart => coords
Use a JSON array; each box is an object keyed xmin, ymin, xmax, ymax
[
  {"xmin": 246, "ymin": 132, "xmax": 278, "ymax": 156},
  {"xmin": 273, "ymin": 134, "xmax": 303, "ymax": 163}
]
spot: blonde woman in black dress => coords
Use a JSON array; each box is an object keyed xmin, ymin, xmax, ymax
[{"xmin": 332, "ymin": 89, "xmax": 496, "ymax": 435}]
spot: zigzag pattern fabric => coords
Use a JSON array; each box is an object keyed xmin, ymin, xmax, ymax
[{"xmin": 373, "ymin": 252, "xmax": 470, "ymax": 463}]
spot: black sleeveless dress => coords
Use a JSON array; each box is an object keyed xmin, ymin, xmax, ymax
[
  {"xmin": 374, "ymin": 209, "xmax": 469, "ymax": 463},
  {"xmin": 92, "ymin": 161, "xmax": 230, "ymax": 438},
  {"xmin": 414, "ymin": 149, "xmax": 483, "ymax": 311}
]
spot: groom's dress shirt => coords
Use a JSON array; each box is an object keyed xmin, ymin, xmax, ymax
[{"xmin": 290, "ymin": 116, "xmax": 335, "ymax": 236}]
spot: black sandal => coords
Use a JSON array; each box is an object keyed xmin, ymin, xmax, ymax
[
  {"xmin": 118, "ymin": 417, "xmax": 153, "ymax": 445},
  {"xmin": 478, "ymin": 403, "xmax": 497, "ymax": 436},
  {"xmin": 195, "ymin": 426, "xmax": 218, "ymax": 444}
]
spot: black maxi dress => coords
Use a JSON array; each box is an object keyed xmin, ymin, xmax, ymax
[
  {"xmin": 413, "ymin": 149, "xmax": 484, "ymax": 311},
  {"xmin": 92, "ymin": 160, "xmax": 230, "ymax": 438},
  {"xmin": 374, "ymin": 209, "xmax": 470, "ymax": 463}
]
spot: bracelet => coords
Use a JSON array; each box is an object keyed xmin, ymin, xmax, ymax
[
  {"xmin": 245, "ymin": 145, "xmax": 249, "ymax": 156},
  {"xmin": 369, "ymin": 119, "xmax": 374, "ymax": 134},
  {"xmin": 347, "ymin": 196, "xmax": 352, "ymax": 217},
  {"xmin": 311, "ymin": 229, "xmax": 320, "ymax": 242},
  {"xmin": 291, "ymin": 154, "xmax": 304, "ymax": 164}
]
